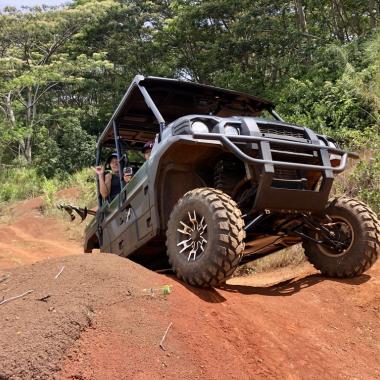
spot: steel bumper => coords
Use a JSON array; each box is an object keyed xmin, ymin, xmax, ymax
[{"xmin": 192, "ymin": 133, "xmax": 358, "ymax": 174}]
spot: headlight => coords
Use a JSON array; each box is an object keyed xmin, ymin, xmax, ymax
[
  {"xmin": 328, "ymin": 141, "xmax": 341, "ymax": 167},
  {"xmin": 191, "ymin": 121, "xmax": 209, "ymax": 134},
  {"xmin": 225, "ymin": 125, "xmax": 240, "ymax": 135}
]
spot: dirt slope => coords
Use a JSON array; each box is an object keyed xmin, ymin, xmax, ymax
[
  {"xmin": 0, "ymin": 191, "xmax": 82, "ymax": 270},
  {"xmin": 60, "ymin": 262, "xmax": 380, "ymax": 380},
  {"xmin": 0, "ymin": 197, "xmax": 379, "ymax": 380}
]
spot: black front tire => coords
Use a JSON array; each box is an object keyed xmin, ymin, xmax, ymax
[
  {"xmin": 302, "ymin": 197, "xmax": 380, "ymax": 278},
  {"xmin": 166, "ymin": 188, "xmax": 245, "ymax": 287}
]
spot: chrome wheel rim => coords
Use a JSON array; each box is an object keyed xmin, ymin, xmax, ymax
[{"xmin": 176, "ymin": 210, "xmax": 208, "ymax": 261}]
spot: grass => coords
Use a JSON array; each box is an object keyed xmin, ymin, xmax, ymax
[
  {"xmin": 329, "ymin": 127, "xmax": 380, "ymax": 216},
  {"xmin": 0, "ymin": 166, "xmax": 97, "ymax": 242},
  {"xmin": 44, "ymin": 168, "xmax": 98, "ymax": 242},
  {"xmin": 332, "ymin": 151, "xmax": 380, "ymax": 216},
  {"xmin": 235, "ymin": 244, "xmax": 307, "ymax": 276},
  {"xmin": 0, "ymin": 167, "xmax": 42, "ymax": 205}
]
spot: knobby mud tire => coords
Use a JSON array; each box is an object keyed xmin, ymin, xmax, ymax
[
  {"xmin": 166, "ymin": 188, "xmax": 245, "ymax": 287},
  {"xmin": 302, "ymin": 197, "xmax": 380, "ymax": 278}
]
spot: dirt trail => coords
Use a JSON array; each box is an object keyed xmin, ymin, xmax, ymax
[
  {"xmin": 0, "ymin": 197, "xmax": 379, "ymax": 379},
  {"xmin": 0, "ymin": 193, "xmax": 82, "ymax": 269}
]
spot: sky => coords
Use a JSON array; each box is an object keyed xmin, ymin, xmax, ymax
[{"xmin": 0, "ymin": 0, "xmax": 70, "ymax": 9}]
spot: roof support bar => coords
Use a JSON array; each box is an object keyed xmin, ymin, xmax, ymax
[
  {"xmin": 113, "ymin": 119, "xmax": 126, "ymax": 205},
  {"xmin": 137, "ymin": 84, "xmax": 165, "ymax": 124},
  {"xmin": 270, "ymin": 109, "xmax": 285, "ymax": 122},
  {"xmin": 138, "ymin": 84, "xmax": 166, "ymax": 140}
]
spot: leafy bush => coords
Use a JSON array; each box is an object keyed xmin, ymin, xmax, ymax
[
  {"xmin": 34, "ymin": 118, "xmax": 96, "ymax": 178},
  {"xmin": 319, "ymin": 126, "xmax": 380, "ymax": 151},
  {"xmin": 41, "ymin": 177, "xmax": 60, "ymax": 211},
  {"xmin": 335, "ymin": 152, "xmax": 380, "ymax": 215},
  {"xmin": 0, "ymin": 167, "xmax": 42, "ymax": 203},
  {"xmin": 0, "ymin": 166, "xmax": 97, "ymax": 214},
  {"xmin": 354, "ymin": 157, "xmax": 380, "ymax": 215},
  {"xmin": 276, "ymin": 74, "xmax": 376, "ymax": 133},
  {"xmin": 69, "ymin": 168, "xmax": 97, "ymax": 208},
  {"xmin": 274, "ymin": 40, "xmax": 380, "ymax": 218}
]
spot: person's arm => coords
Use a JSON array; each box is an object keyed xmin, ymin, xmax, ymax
[
  {"xmin": 92, "ymin": 166, "xmax": 111, "ymax": 199},
  {"xmin": 101, "ymin": 173, "xmax": 112, "ymax": 199}
]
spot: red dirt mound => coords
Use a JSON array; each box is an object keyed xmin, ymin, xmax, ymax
[
  {"xmin": 0, "ymin": 254, "xmax": 165, "ymax": 379},
  {"xmin": 59, "ymin": 262, "xmax": 380, "ymax": 380},
  {"xmin": 2, "ymin": 253, "xmax": 379, "ymax": 380},
  {"xmin": 0, "ymin": 195, "xmax": 379, "ymax": 380}
]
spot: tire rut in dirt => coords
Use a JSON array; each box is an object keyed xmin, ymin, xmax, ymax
[{"xmin": 166, "ymin": 188, "xmax": 245, "ymax": 287}]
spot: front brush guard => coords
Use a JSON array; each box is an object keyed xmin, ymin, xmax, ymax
[{"xmin": 193, "ymin": 133, "xmax": 358, "ymax": 212}]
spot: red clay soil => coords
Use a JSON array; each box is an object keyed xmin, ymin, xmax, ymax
[
  {"xmin": 0, "ymin": 196, "xmax": 379, "ymax": 380},
  {"xmin": 0, "ymin": 190, "xmax": 82, "ymax": 270}
]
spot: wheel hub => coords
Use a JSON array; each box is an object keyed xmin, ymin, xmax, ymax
[
  {"xmin": 318, "ymin": 217, "xmax": 354, "ymax": 257},
  {"xmin": 191, "ymin": 230, "xmax": 200, "ymax": 241},
  {"xmin": 176, "ymin": 211, "xmax": 208, "ymax": 261}
]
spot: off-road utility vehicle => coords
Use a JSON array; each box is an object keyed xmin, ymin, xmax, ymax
[{"xmin": 83, "ymin": 75, "xmax": 379, "ymax": 287}]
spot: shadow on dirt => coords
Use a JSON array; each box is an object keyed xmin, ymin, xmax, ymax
[
  {"xmin": 221, "ymin": 273, "xmax": 371, "ymax": 298},
  {"xmin": 166, "ymin": 272, "xmax": 371, "ymax": 303},
  {"xmin": 185, "ymin": 284, "xmax": 227, "ymax": 303},
  {"xmin": 166, "ymin": 276, "xmax": 227, "ymax": 303}
]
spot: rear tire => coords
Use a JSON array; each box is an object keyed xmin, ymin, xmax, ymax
[
  {"xmin": 302, "ymin": 197, "xmax": 380, "ymax": 278},
  {"xmin": 166, "ymin": 188, "xmax": 245, "ymax": 287}
]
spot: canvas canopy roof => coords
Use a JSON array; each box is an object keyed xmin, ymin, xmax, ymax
[{"xmin": 98, "ymin": 75, "xmax": 275, "ymax": 148}]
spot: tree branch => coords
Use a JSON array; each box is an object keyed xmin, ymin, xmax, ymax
[{"xmin": 30, "ymin": 83, "xmax": 59, "ymax": 107}]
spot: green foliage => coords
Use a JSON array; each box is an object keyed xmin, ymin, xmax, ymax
[
  {"xmin": 352, "ymin": 155, "xmax": 380, "ymax": 215},
  {"xmin": 41, "ymin": 177, "xmax": 60, "ymax": 210},
  {"xmin": 34, "ymin": 115, "xmax": 96, "ymax": 177},
  {"xmin": 0, "ymin": 164, "xmax": 97, "ymax": 204},
  {"xmin": 69, "ymin": 168, "xmax": 97, "ymax": 208},
  {"xmin": 0, "ymin": 167, "xmax": 42, "ymax": 203},
  {"xmin": 359, "ymin": 32, "xmax": 380, "ymax": 115},
  {"xmin": 0, "ymin": 2, "xmax": 115, "ymax": 165},
  {"xmin": 322, "ymin": 126, "xmax": 380, "ymax": 151},
  {"xmin": 276, "ymin": 65, "xmax": 377, "ymax": 133},
  {"xmin": 336, "ymin": 152, "xmax": 380, "ymax": 215},
  {"xmin": 0, "ymin": 0, "xmax": 379, "ymax": 210}
]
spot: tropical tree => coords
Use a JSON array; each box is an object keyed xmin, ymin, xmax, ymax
[{"xmin": 0, "ymin": 1, "xmax": 115, "ymax": 164}]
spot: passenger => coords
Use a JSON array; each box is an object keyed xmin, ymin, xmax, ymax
[
  {"xmin": 93, "ymin": 153, "xmax": 131, "ymax": 202},
  {"xmin": 92, "ymin": 153, "xmax": 119, "ymax": 202},
  {"xmin": 93, "ymin": 143, "xmax": 152, "ymax": 202},
  {"xmin": 142, "ymin": 141, "xmax": 153, "ymax": 160}
]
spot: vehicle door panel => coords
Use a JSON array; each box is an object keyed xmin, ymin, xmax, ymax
[{"xmin": 107, "ymin": 161, "xmax": 152, "ymax": 256}]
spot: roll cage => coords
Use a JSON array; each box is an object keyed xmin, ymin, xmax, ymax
[{"xmin": 95, "ymin": 75, "xmax": 279, "ymax": 206}]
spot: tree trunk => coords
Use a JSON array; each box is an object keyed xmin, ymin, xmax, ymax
[
  {"xmin": 331, "ymin": 0, "xmax": 346, "ymax": 42},
  {"xmin": 22, "ymin": 87, "xmax": 34, "ymax": 164},
  {"xmin": 295, "ymin": 0, "xmax": 308, "ymax": 33},
  {"xmin": 24, "ymin": 136, "xmax": 32, "ymax": 164},
  {"xmin": 5, "ymin": 92, "xmax": 16, "ymax": 127},
  {"xmin": 369, "ymin": 0, "xmax": 377, "ymax": 29}
]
